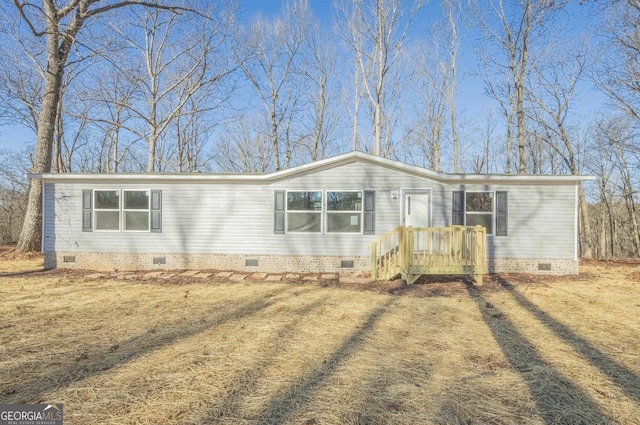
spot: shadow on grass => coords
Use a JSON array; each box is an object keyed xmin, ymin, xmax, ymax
[
  {"xmin": 496, "ymin": 275, "xmax": 640, "ymax": 404},
  {"xmin": 465, "ymin": 283, "xmax": 611, "ymax": 424},
  {"xmin": 0, "ymin": 268, "xmax": 48, "ymax": 277},
  {"xmin": 200, "ymin": 295, "xmax": 329, "ymax": 422},
  {"xmin": 0, "ymin": 286, "xmax": 296, "ymax": 404},
  {"xmin": 256, "ymin": 297, "xmax": 396, "ymax": 424}
]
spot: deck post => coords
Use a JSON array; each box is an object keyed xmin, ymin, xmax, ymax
[
  {"xmin": 370, "ymin": 242, "xmax": 377, "ymax": 281},
  {"xmin": 406, "ymin": 226, "xmax": 413, "ymax": 276},
  {"xmin": 473, "ymin": 225, "xmax": 484, "ymax": 286}
]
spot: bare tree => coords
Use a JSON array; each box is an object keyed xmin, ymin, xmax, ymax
[
  {"xmin": 82, "ymin": 45, "xmax": 140, "ymax": 173},
  {"xmin": 595, "ymin": 0, "xmax": 640, "ymax": 123},
  {"xmin": 441, "ymin": 0, "xmax": 466, "ymax": 172},
  {"xmin": 528, "ymin": 43, "xmax": 594, "ymax": 257},
  {"xmin": 337, "ymin": 0, "xmax": 424, "ymax": 157},
  {"xmin": 215, "ymin": 116, "xmax": 273, "ymax": 173},
  {"xmin": 587, "ymin": 115, "xmax": 640, "ymax": 258},
  {"xmin": 411, "ymin": 45, "xmax": 447, "ymax": 171},
  {"xmin": 588, "ymin": 120, "xmax": 618, "ymax": 258},
  {"xmin": 302, "ymin": 15, "xmax": 339, "ymax": 161},
  {"xmin": 9, "ymin": 0, "xmax": 200, "ymax": 252},
  {"xmin": 409, "ymin": 0, "xmax": 466, "ymax": 172},
  {"xmin": 0, "ymin": 149, "xmax": 30, "ymax": 244},
  {"xmin": 107, "ymin": 4, "xmax": 236, "ymax": 172},
  {"xmin": 174, "ymin": 97, "xmax": 215, "ymax": 172},
  {"xmin": 236, "ymin": 0, "xmax": 309, "ymax": 171},
  {"xmin": 610, "ymin": 131, "xmax": 640, "ymax": 256},
  {"xmin": 478, "ymin": 0, "xmax": 567, "ymax": 173},
  {"xmin": 471, "ymin": 109, "xmax": 498, "ymax": 174}
]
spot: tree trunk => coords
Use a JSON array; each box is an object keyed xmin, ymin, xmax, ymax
[
  {"xmin": 17, "ymin": 15, "xmax": 63, "ymax": 252},
  {"xmin": 352, "ymin": 64, "xmax": 360, "ymax": 151},
  {"xmin": 373, "ymin": 101, "xmax": 382, "ymax": 156},
  {"xmin": 578, "ymin": 184, "xmax": 593, "ymax": 258},
  {"xmin": 598, "ymin": 183, "xmax": 608, "ymax": 258},
  {"xmin": 516, "ymin": 0, "xmax": 530, "ymax": 174},
  {"xmin": 450, "ymin": 104, "xmax": 459, "ymax": 173},
  {"xmin": 505, "ymin": 107, "xmax": 513, "ymax": 173},
  {"xmin": 515, "ymin": 81, "xmax": 526, "ymax": 173},
  {"xmin": 624, "ymin": 193, "xmax": 640, "ymax": 256},
  {"xmin": 147, "ymin": 134, "xmax": 157, "ymax": 172},
  {"xmin": 606, "ymin": 191, "xmax": 615, "ymax": 258},
  {"xmin": 271, "ymin": 107, "xmax": 281, "ymax": 171}
]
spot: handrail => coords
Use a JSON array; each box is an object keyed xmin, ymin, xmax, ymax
[{"xmin": 369, "ymin": 226, "xmax": 403, "ymax": 281}]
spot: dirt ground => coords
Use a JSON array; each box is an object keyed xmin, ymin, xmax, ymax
[{"xmin": 1, "ymin": 249, "xmax": 639, "ymax": 424}]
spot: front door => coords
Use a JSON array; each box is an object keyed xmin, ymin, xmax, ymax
[{"xmin": 404, "ymin": 192, "xmax": 430, "ymax": 228}]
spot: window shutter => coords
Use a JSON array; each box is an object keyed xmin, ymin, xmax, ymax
[
  {"xmin": 452, "ymin": 191, "xmax": 464, "ymax": 225},
  {"xmin": 82, "ymin": 189, "xmax": 92, "ymax": 231},
  {"xmin": 363, "ymin": 190, "xmax": 375, "ymax": 235},
  {"xmin": 150, "ymin": 190, "xmax": 162, "ymax": 233},
  {"xmin": 274, "ymin": 191, "xmax": 285, "ymax": 234},
  {"xmin": 496, "ymin": 191, "xmax": 508, "ymax": 236}
]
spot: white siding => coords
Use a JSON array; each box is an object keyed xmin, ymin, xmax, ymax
[{"xmin": 43, "ymin": 160, "xmax": 577, "ymax": 259}]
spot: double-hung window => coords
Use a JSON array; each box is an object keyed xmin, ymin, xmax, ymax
[
  {"xmin": 286, "ymin": 191, "xmax": 322, "ymax": 232},
  {"xmin": 87, "ymin": 189, "xmax": 159, "ymax": 232},
  {"xmin": 326, "ymin": 191, "xmax": 362, "ymax": 233},
  {"xmin": 94, "ymin": 190, "xmax": 120, "ymax": 231},
  {"xmin": 465, "ymin": 192, "xmax": 494, "ymax": 235},
  {"xmin": 275, "ymin": 190, "xmax": 374, "ymax": 235},
  {"xmin": 123, "ymin": 190, "xmax": 150, "ymax": 231}
]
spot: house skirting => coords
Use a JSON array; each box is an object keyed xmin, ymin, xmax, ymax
[
  {"xmin": 487, "ymin": 258, "xmax": 578, "ymax": 275},
  {"xmin": 44, "ymin": 252, "xmax": 370, "ymax": 274},
  {"xmin": 45, "ymin": 252, "xmax": 579, "ymax": 275}
]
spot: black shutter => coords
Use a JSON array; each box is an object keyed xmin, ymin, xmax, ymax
[
  {"xmin": 274, "ymin": 191, "xmax": 285, "ymax": 234},
  {"xmin": 82, "ymin": 190, "xmax": 92, "ymax": 231},
  {"xmin": 363, "ymin": 190, "xmax": 375, "ymax": 235},
  {"xmin": 496, "ymin": 191, "xmax": 508, "ymax": 236},
  {"xmin": 452, "ymin": 191, "xmax": 464, "ymax": 225},
  {"xmin": 150, "ymin": 190, "xmax": 162, "ymax": 232}
]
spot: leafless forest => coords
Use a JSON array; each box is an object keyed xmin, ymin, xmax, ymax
[{"xmin": 0, "ymin": 0, "xmax": 638, "ymax": 258}]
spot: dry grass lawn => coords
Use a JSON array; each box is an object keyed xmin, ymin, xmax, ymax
[{"xmin": 1, "ymin": 252, "xmax": 639, "ymax": 424}]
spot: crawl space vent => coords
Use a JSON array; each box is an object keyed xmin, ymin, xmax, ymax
[
  {"xmin": 153, "ymin": 257, "xmax": 166, "ymax": 265},
  {"xmin": 63, "ymin": 256, "xmax": 76, "ymax": 263},
  {"xmin": 246, "ymin": 259, "xmax": 259, "ymax": 267},
  {"xmin": 341, "ymin": 260, "xmax": 354, "ymax": 268},
  {"xmin": 538, "ymin": 263, "xmax": 551, "ymax": 271}
]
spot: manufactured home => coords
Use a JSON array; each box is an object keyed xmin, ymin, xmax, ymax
[{"xmin": 30, "ymin": 151, "xmax": 594, "ymax": 275}]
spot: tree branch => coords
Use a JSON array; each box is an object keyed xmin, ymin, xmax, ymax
[
  {"xmin": 12, "ymin": 0, "xmax": 46, "ymax": 36},
  {"xmin": 85, "ymin": 1, "xmax": 209, "ymax": 19},
  {"xmin": 56, "ymin": 0, "xmax": 82, "ymax": 19}
]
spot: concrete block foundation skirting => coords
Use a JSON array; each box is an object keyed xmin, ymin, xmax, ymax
[
  {"xmin": 45, "ymin": 252, "xmax": 370, "ymax": 274},
  {"xmin": 45, "ymin": 252, "xmax": 579, "ymax": 275},
  {"xmin": 488, "ymin": 258, "xmax": 578, "ymax": 275}
]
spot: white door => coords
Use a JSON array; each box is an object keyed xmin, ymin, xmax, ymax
[{"xmin": 404, "ymin": 192, "xmax": 430, "ymax": 228}]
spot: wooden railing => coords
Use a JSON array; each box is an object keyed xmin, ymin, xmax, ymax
[
  {"xmin": 370, "ymin": 226, "xmax": 404, "ymax": 281},
  {"xmin": 370, "ymin": 225, "xmax": 487, "ymax": 285}
]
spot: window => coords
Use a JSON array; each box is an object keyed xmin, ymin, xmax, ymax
[
  {"xmin": 94, "ymin": 190, "xmax": 120, "ymax": 231},
  {"xmin": 326, "ymin": 191, "xmax": 362, "ymax": 233},
  {"xmin": 275, "ymin": 190, "xmax": 375, "ymax": 235},
  {"xmin": 123, "ymin": 190, "xmax": 150, "ymax": 231},
  {"xmin": 85, "ymin": 189, "xmax": 161, "ymax": 233},
  {"xmin": 286, "ymin": 191, "xmax": 322, "ymax": 232},
  {"xmin": 465, "ymin": 192, "xmax": 494, "ymax": 235}
]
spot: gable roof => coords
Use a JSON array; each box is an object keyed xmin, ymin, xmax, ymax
[{"xmin": 28, "ymin": 150, "xmax": 596, "ymax": 183}]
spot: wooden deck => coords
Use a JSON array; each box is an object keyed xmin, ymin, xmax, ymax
[{"xmin": 370, "ymin": 225, "xmax": 487, "ymax": 285}]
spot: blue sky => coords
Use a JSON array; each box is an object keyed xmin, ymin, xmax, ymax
[{"xmin": 0, "ymin": 1, "xmax": 610, "ymax": 156}]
